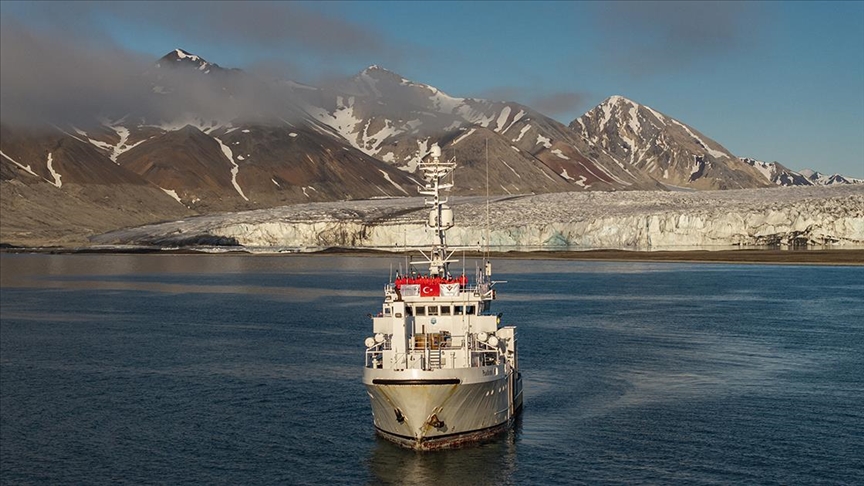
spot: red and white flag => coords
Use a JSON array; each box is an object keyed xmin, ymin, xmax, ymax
[{"xmin": 420, "ymin": 284, "xmax": 440, "ymax": 297}]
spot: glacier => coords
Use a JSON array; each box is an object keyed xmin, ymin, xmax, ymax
[{"xmin": 92, "ymin": 185, "xmax": 864, "ymax": 251}]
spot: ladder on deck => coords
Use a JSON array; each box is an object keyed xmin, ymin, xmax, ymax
[{"xmin": 428, "ymin": 349, "xmax": 442, "ymax": 369}]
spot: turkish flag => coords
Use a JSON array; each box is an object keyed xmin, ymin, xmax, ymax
[{"xmin": 420, "ymin": 284, "xmax": 440, "ymax": 297}]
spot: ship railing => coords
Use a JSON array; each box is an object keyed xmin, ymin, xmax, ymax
[
  {"xmin": 471, "ymin": 347, "xmax": 500, "ymax": 367},
  {"xmin": 364, "ymin": 341, "xmax": 391, "ymax": 369},
  {"xmin": 413, "ymin": 334, "xmax": 501, "ymax": 370},
  {"xmin": 365, "ymin": 334, "xmax": 503, "ymax": 370}
]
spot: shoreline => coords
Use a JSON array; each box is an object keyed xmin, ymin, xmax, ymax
[{"xmin": 2, "ymin": 245, "xmax": 863, "ymax": 266}]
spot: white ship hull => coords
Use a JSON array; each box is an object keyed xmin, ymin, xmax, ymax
[{"xmin": 363, "ymin": 365, "xmax": 523, "ymax": 450}]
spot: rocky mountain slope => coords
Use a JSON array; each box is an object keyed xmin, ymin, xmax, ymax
[
  {"xmin": 571, "ymin": 96, "xmax": 771, "ymax": 190},
  {"xmin": 739, "ymin": 158, "xmax": 814, "ymax": 186},
  {"xmin": 294, "ymin": 66, "xmax": 666, "ymax": 194},
  {"xmin": 1, "ymin": 125, "xmax": 194, "ymax": 246}
]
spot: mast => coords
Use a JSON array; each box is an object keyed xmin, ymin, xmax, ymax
[{"xmin": 414, "ymin": 145, "xmax": 457, "ymax": 276}]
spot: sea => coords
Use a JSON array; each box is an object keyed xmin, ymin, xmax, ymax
[{"xmin": 1, "ymin": 253, "xmax": 862, "ymax": 485}]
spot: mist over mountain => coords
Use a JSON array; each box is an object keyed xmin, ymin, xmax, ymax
[{"xmin": 1, "ymin": 48, "xmax": 861, "ymax": 246}]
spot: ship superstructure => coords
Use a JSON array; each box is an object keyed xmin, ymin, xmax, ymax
[{"xmin": 362, "ymin": 145, "xmax": 523, "ymax": 450}]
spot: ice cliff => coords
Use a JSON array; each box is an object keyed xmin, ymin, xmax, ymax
[{"xmin": 93, "ymin": 185, "xmax": 864, "ymax": 251}]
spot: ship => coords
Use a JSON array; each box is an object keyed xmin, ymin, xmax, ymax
[{"xmin": 362, "ymin": 144, "xmax": 523, "ymax": 450}]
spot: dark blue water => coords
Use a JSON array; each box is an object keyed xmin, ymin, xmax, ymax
[{"xmin": 1, "ymin": 254, "xmax": 862, "ymax": 485}]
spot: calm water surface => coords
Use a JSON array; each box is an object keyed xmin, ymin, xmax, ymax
[{"xmin": 1, "ymin": 254, "xmax": 862, "ymax": 485}]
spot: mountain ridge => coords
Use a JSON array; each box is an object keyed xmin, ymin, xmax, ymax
[{"xmin": 1, "ymin": 48, "xmax": 860, "ymax": 246}]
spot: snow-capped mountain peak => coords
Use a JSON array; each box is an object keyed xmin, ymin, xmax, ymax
[
  {"xmin": 173, "ymin": 48, "xmax": 200, "ymax": 62},
  {"xmin": 572, "ymin": 96, "xmax": 772, "ymax": 189},
  {"xmin": 353, "ymin": 65, "xmax": 423, "ymax": 93},
  {"xmin": 156, "ymin": 48, "xmax": 219, "ymax": 74},
  {"xmin": 604, "ymin": 95, "xmax": 632, "ymax": 106},
  {"xmin": 798, "ymin": 168, "xmax": 863, "ymax": 185}
]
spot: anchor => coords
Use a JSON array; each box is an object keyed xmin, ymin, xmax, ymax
[{"xmin": 426, "ymin": 412, "xmax": 445, "ymax": 429}]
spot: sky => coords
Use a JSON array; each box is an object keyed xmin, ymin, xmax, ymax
[{"xmin": 1, "ymin": 1, "xmax": 862, "ymax": 177}]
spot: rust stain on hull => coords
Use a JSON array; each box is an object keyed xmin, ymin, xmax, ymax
[{"xmin": 375, "ymin": 406, "xmax": 522, "ymax": 451}]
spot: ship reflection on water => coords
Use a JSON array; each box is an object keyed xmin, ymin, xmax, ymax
[{"xmin": 368, "ymin": 417, "xmax": 521, "ymax": 485}]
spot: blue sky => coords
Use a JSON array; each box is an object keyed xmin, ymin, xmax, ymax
[{"xmin": 2, "ymin": 1, "xmax": 862, "ymax": 177}]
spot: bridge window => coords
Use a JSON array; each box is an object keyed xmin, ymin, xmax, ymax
[
  {"xmin": 384, "ymin": 307, "xmax": 391, "ymax": 316},
  {"xmin": 454, "ymin": 306, "xmax": 464, "ymax": 315},
  {"xmin": 428, "ymin": 306, "xmax": 438, "ymax": 316},
  {"xmin": 466, "ymin": 305, "xmax": 476, "ymax": 315},
  {"xmin": 440, "ymin": 306, "xmax": 451, "ymax": 316},
  {"xmin": 415, "ymin": 306, "xmax": 426, "ymax": 316}
]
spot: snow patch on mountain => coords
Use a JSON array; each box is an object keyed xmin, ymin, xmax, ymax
[
  {"xmin": 428, "ymin": 87, "xmax": 463, "ymax": 114},
  {"xmin": 95, "ymin": 122, "xmax": 147, "ymax": 163},
  {"xmin": 1, "ymin": 150, "xmax": 39, "ymax": 178},
  {"xmin": 513, "ymin": 125, "xmax": 531, "ymax": 143},
  {"xmin": 497, "ymin": 108, "xmax": 525, "ymax": 134},
  {"xmin": 645, "ymin": 105, "xmax": 666, "ymax": 123},
  {"xmin": 551, "ymin": 149, "xmax": 569, "ymax": 160},
  {"xmin": 501, "ymin": 159, "xmax": 521, "ymax": 178},
  {"xmin": 452, "ymin": 128, "xmax": 476, "ymax": 145},
  {"xmin": 671, "ymin": 119, "xmax": 728, "ymax": 159},
  {"xmin": 402, "ymin": 139, "xmax": 433, "ymax": 173},
  {"xmin": 627, "ymin": 104, "xmax": 641, "ymax": 134},
  {"xmin": 46, "ymin": 152, "xmax": 61, "ymax": 188},
  {"xmin": 493, "ymin": 106, "xmax": 512, "ymax": 133},
  {"xmin": 213, "ymin": 136, "xmax": 248, "ymax": 201},
  {"xmin": 749, "ymin": 158, "xmax": 774, "ymax": 181},
  {"xmin": 359, "ymin": 119, "xmax": 399, "ymax": 155},
  {"xmin": 173, "ymin": 49, "xmax": 200, "ymax": 62},
  {"xmin": 160, "ymin": 187, "xmax": 184, "ymax": 204},
  {"xmin": 600, "ymin": 97, "xmax": 615, "ymax": 128},
  {"xmin": 161, "ymin": 49, "xmax": 218, "ymax": 74},
  {"xmin": 379, "ymin": 170, "xmax": 409, "ymax": 195},
  {"xmin": 85, "ymin": 136, "xmax": 114, "ymax": 153},
  {"xmin": 455, "ymin": 104, "xmax": 496, "ymax": 128}
]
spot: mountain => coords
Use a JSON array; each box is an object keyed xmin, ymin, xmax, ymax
[
  {"xmin": 294, "ymin": 66, "xmax": 665, "ymax": 194},
  {"xmin": 155, "ymin": 48, "xmax": 228, "ymax": 75},
  {"xmin": 798, "ymin": 168, "xmax": 864, "ymax": 186},
  {"xmin": 571, "ymin": 96, "xmax": 771, "ymax": 190},
  {"xmin": 1, "ymin": 49, "xmax": 860, "ymax": 247},
  {"xmin": 739, "ymin": 158, "xmax": 813, "ymax": 186},
  {"xmin": 737, "ymin": 158, "xmax": 863, "ymax": 187},
  {"xmin": 0, "ymin": 51, "xmax": 420, "ymax": 244},
  {"xmin": 0, "ymin": 124, "xmax": 194, "ymax": 246}
]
